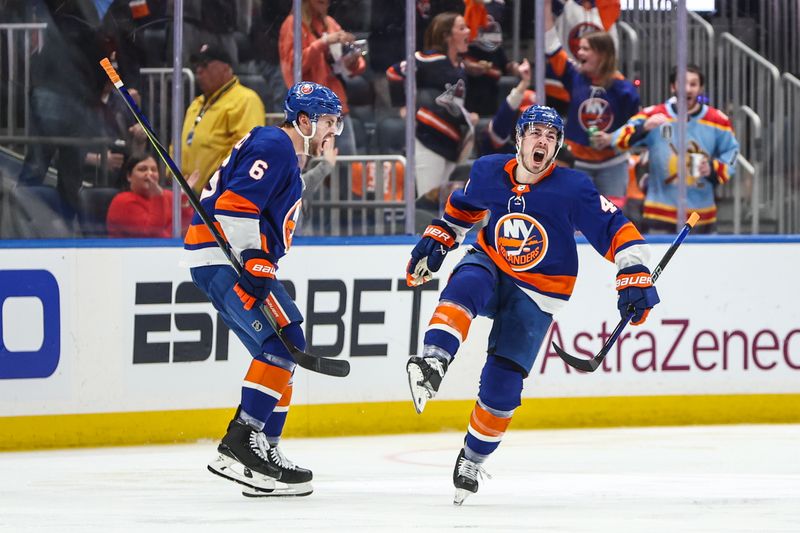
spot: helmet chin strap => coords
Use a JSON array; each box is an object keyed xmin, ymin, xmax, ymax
[{"xmin": 292, "ymin": 120, "xmax": 318, "ymax": 156}]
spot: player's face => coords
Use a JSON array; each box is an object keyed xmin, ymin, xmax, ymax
[
  {"xmin": 671, "ymin": 72, "xmax": 704, "ymax": 111},
  {"xmin": 519, "ymin": 124, "xmax": 559, "ymax": 173},
  {"xmin": 128, "ymin": 156, "xmax": 160, "ymax": 197},
  {"xmin": 447, "ymin": 16, "xmax": 471, "ymax": 55},
  {"xmin": 309, "ymin": 114, "xmax": 342, "ymax": 157},
  {"xmin": 576, "ymin": 39, "xmax": 601, "ymax": 77}
]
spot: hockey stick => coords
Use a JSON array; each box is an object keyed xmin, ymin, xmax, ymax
[
  {"xmin": 552, "ymin": 212, "xmax": 700, "ymax": 373},
  {"xmin": 99, "ymin": 58, "xmax": 349, "ymax": 378}
]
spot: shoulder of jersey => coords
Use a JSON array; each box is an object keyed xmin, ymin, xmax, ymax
[
  {"xmin": 701, "ymin": 106, "xmax": 733, "ymax": 127},
  {"xmin": 469, "ymin": 153, "xmax": 515, "ymax": 183},
  {"xmin": 415, "ymin": 50, "xmax": 447, "ymax": 62},
  {"xmin": 552, "ymin": 165, "xmax": 593, "ymax": 189},
  {"xmin": 641, "ymin": 102, "xmax": 670, "ymax": 116}
]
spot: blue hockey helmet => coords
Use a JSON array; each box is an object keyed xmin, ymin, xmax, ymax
[
  {"xmin": 284, "ymin": 82, "xmax": 343, "ymax": 134},
  {"xmin": 516, "ymin": 105, "xmax": 564, "ymax": 149}
]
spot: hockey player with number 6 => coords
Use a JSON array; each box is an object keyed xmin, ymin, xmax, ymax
[
  {"xmin": 405, "ymin": 105, "xmax": 660, "ymax": 505},
  {"xmin": 184, "ymin": 81, "xmax": 343, "ymax": 497}
]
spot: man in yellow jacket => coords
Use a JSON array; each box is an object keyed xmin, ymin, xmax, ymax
[{"xmin": 181, "ymin": 44, "xmax": 265, "ymax": 192}]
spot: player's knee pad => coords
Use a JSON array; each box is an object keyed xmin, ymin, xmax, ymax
[
  {"xmin": 261, "ymin": 321, "xmax": 305, "ymax": 366},
  {"xmin": 440, "ymin": 264, "xmax": 494, "ymax": 316},
  {"xmin": 478, "ymin": 355, "xmax": 524, "ymax": 412}
]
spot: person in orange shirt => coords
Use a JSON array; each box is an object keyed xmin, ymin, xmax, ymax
[{"xmin": 278, "ymin": 0, "xmax": 366, "ymax": 155}]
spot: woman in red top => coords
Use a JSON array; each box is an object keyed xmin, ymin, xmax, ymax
[
  {"xmin": 106, "ymin": 154, "xmax": 197, "ymax": 238},
  {"xmin": 278, "ymin": 0, "xmax": 367, "ymax": 155}
]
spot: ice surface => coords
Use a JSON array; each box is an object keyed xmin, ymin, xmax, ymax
[{"xmin": 1, "ymin": 425, "xmax": 798, "ymax": 532}]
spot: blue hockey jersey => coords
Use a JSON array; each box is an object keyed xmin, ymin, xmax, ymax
[
  {"xmin": 545, "ymin": 28, "xmax": 640, "ymax": 168},
  {"xmin": 443, "ymin": 154, "xmax": 649, "ymax": 314},
  {"xmin": 612, "ymin": 100, "xmax": 739, "ymax": 227},
  {"xmin": 184, "ymin": 126, "xmax": 303, "ymax": 267},
  {"xmin": 387, "ymin": 51, "xmax": 470, "ymax": 162}
]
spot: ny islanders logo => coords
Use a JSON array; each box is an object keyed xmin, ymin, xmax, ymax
[
  {"xmin": 494, "ymin": 213, "xmax": 548, "ymax": 271},
  {"xmin": 578, "ymin": 96, "xmax": 614, "ymax": 132},
  {"xmin": 283, "ymin": 199, "xmax": 302, "ymax": 251}
]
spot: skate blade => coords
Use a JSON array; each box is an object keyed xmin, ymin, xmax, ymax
[
  {"xmin": 406, "ymin": 364, "xmax": 431, "ymax": 414},
  {"xmin": 241, "ymin": 482, "xmax": 313, "ymax": 498},
  {"xmin": 208, "ymin": 454, "xmax": 278, "ymax": 492},
  {"xmin": 453, "ymin": 488, "xmax": 471, "ymax": 506}
]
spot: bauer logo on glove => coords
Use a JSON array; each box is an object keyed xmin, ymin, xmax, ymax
[
  {"xmin": 234, "ymin": 249, "xmax": 278, "ymax": 310},
  {"xmin": 616, "ymin": 264, "xmax": 660, "ymax": 325},
  {"xmin": 406, "ymin": 219, "xmax": 459, "ymax": 287}
]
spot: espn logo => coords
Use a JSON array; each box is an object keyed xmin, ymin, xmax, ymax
[
  {"xmin": 423, "ymin": 225, "xmax": 454, "ymax": 245},
  {"xmin": 616, "ymin": 274, "xmax": 652, "ymax": 289}
]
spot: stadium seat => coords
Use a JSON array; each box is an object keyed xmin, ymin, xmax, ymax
[
  {"xmin": 10, "ymin": 185, "xmax": 75, "ymax": 238},
  {"xmin": 238, "ymin": 74, "xmax": 273, "ymax": 110},
  {"xmin": 344, "ymin": 76, "xmax": 373, "ymax": 107},
  {"xmin": 77, "ymin": 187, "xmax": 119, "ymax": 238},
  {"xmin": 376, "ymin": 116, "xmax": 407, "ymax": 154}
]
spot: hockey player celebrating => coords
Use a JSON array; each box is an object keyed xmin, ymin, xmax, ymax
[
  {"xmin": 184, "ymin": 81, "xmax": 343, "ymax": 497},
  {"xmin": 405, "ymin": 105, "xmax": 660, "ymax": 505}
]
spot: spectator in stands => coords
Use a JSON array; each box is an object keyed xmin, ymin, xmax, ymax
[
  {"xmin": 106, "ymin": 154, "xmax": 198, "ymax": 238},
  {"xmin": 368, "ymin": 0, "xmax": 467, "ymax": 112},
  {"xmin": 464, "ymin": 19, "xmax": 519, "ymax": 116},
  {"xmin": 172, "ymin": 0, "xmax": 242, "ymax": 66},
  {"xmin": 84, "ymin": 72, "xmax": 149, "ymax": 188},
  {"xmin": 278, "ymin": 0, "xmax": 367, "ymax": 155},
  {"xmin": 17, "ymin": 0, "xmax": 108, "ymax": 220},
  {"xmin": 476, "ymin": 58, "xmax": 575, "ymax": 169},
  {"xmin": 297, "ymin": 135, "xmax": 338, "ymax": 235},
  {"xmin": 544, "ymin": 0, "xmax": 639, "ymax": 207},
  {"xmin": 545, "ymin": 1, "xmax": 621, "ymax": 115},
  {"xmin": 251, "ymin": 0, "xmax": 293, "ymax": 113},
  {"xmin": 386, "ymin": 12, "xmax": 476, "ymax": 210},
  {"xmin": 180, "ymin": 44, "xmax": 265, "ymax": 193},
  {"xmin": 610, "ymin": 65, "xmax": 739, "ymax": 234}
]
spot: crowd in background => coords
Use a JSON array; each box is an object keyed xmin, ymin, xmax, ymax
[{"xmin": 0, "ymin": 0, "xmax": 739, "ymax": 238}]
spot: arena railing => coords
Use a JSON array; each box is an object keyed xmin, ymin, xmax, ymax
[
  {"xmin": 717, "ymin": 32, "xmax": 782, "ymax": 234},
  {"xmin": 732, "ymin": 105, "xmax": 762, "ymax": 235},
  {"xmin": 300, "ymin": 155, "xmax": 407, "ymax": 237},
  {"xmin": 781, "ymin": 73, "xmax": 800, "ymax": 234},
  {"xmin": 0, "ymin": 23, "xmax": 47, "ymax": 138}
]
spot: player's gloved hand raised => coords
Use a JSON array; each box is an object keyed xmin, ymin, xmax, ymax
[
  {"xmin": 234, "ymin": 249, "xmax": 277, "ymax": 311},
  {"xmin": 406, "ymin": 220, "xmax": 458, "ymax": 287},
  {"xmin": 616, "ymin": 264, "xmax": 660, "ymax": 325}
]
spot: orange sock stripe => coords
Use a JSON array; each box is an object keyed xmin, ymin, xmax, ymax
[
  {"xmin": 428, "ymin": 301, "xmax": 472, "ymax": 341},
  {"xmin": 276, "ymin": 383, "xmax": 293, "ymax": 407},
  {"xmin": 469, "ymin": 402, "xmax": 512, "ymax": 438},
  {"xmin": 244, "ymin": 358, "xmax": 292, "ymax": 392}
]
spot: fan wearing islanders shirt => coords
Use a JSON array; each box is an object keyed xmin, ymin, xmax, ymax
[
  {"xmin": 386, "ymin": 12, "xmax": 475, "ymax": 206},
  {"xmin": 404, "ymin": 106, "xmax": 659, "ymax": 505},
  {"xmin": 184, "ymin": 82, "xmax": 343, "ymax": 498},
  {"xmin": 544, "ymin": 0, "xmax": 639, "ymax": 207}
]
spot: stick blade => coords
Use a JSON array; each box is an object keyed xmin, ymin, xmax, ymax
[
  {"xmin": 552, "ymin": 342, "xmax": 600, "ymax": 372},
  {"xmin": 291, "ymin": 348, "xmax": 350, "ymax": 377}
]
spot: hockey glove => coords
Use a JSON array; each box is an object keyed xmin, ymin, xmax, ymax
[
  {"xmin": 234, "ymin": 249, "xmax": 277, "ymax": 311},
  {"xmin": 616, "ymin": 264, "xmax": 660, "ymax": 325},
  {"xmin": 406, "ymin": 220, "xmax": 459, "ymax": 287}
]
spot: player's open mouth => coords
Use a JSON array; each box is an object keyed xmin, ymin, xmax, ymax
[{"xmin": 532, "ymin": 148, "xmax": 546, "ymax": 163}]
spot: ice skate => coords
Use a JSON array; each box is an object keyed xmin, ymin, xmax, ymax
[
  {"xmin": 241, "ymin": 446, "xmax": 313, "ymax": 497},
  {"xmin": 406, "ymin": 352, "xmax": 449, "ymax": 414},
  {"xmin": 452, "ymin": 448, "xmax": 490, "ymax": 506},
  {"xmin": 207, "ymin": 418, "xmax": 281, "ymax": 491}
]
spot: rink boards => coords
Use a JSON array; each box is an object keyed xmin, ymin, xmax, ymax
[{"xmin": 1, "ymin": 236, "xmax": 799, "ymax": 450}]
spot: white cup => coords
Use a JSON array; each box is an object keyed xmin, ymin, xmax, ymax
[{"xmin": 688, "ymin": 153, "xmax": 705, "ymax": 178}]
